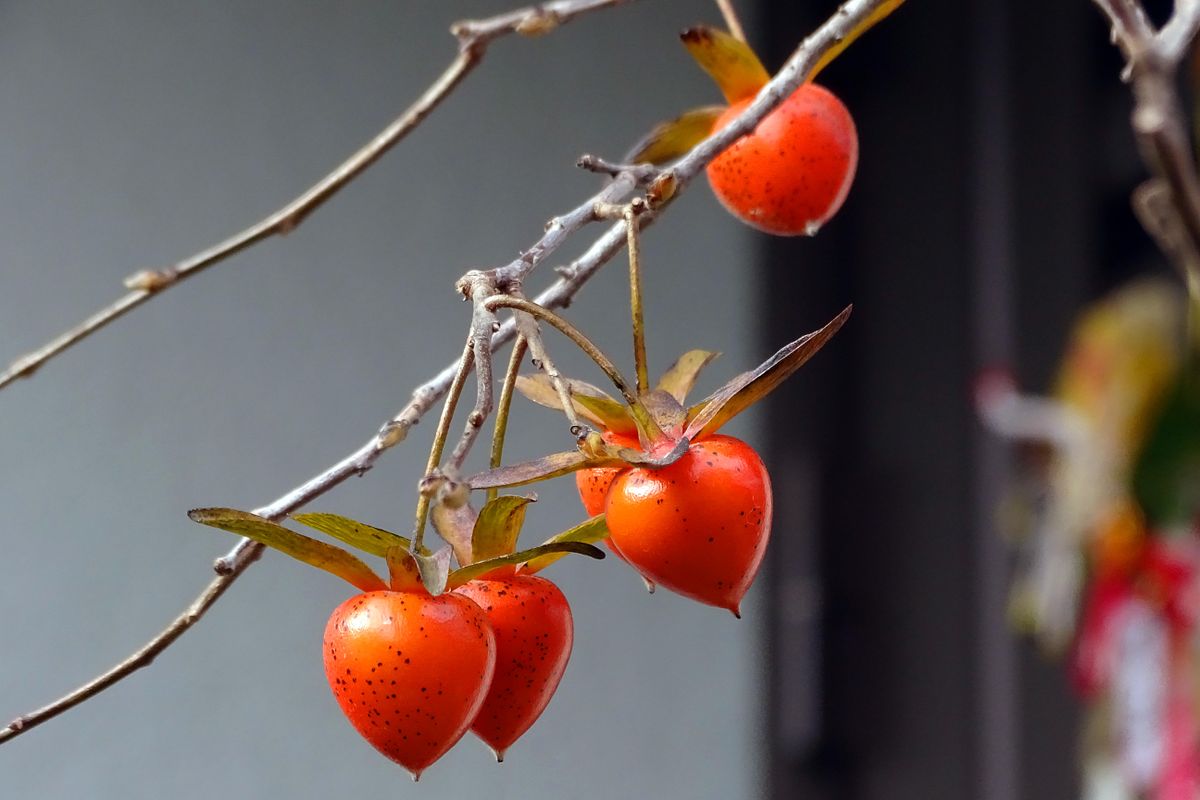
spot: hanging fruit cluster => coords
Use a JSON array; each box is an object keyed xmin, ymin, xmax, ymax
[
  {"xmin": 978, "ymin": 278, "xmax": 1200, "ymax": 799},
  {"xmin": 184, "ymin": 6, "xmax": 906, "ymax": 780}
]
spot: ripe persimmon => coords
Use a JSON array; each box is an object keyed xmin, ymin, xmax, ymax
[
  {"xmin": 604, "ymin": 434, "xmax": 772, "ymax": 616},
  {"xmin": 454, "ymin": 572, "xmax": 573, "ymax": 761},
  {"xmin": 323, "ymin": 589, "xmax": 496, "ymax": 780},
  {"xmin": 706, "ymin": 83, "xmax": 858, "ymax": 236}
]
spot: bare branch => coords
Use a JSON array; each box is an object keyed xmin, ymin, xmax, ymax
[
  {"xmin": 1094, "ymin": 0, "xmax": 1200, "ymax": 285},
  {"xmin": 0, "ymin": 0, "xmax": 637, "ymax": 394},
  {"xmin": 1159, "ymin": 0, "xmax": 1200, "ymax": 63},
  {"xmin": 448, "ymin": 280, "xmax": 501, "ymax": 472},
  {"xmin": 0, "ymin": 0, "xmax": 901, "ymax": 745}
]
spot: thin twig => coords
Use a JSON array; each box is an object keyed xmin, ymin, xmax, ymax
[
  {"xmin": 625, "ymin": 199, "xmax": 650, "ymax": 394},
  {"xmin": 0, "ymin": 0, "xmax": 637, "ymax": 394},
  {"xmin": 513, "ymin": 308, "xmax": 587, "ymax": 434},
  {"xmin": 448, "ymin": 279, "xmax": 501, "ymax": 471},
  {"xmin": 412, "ymin": 338, "xmax": 476, "ymax": 553},
  {"xmin": 0, "ymin": 0, "xmax": 900, "ymax": 746},
  {"xmin": 715, "ymin": 0, "xmax": 748, "ymax": 42},
  {"xmin": 1093, "ymin": 0, "xmax": 1200, "ymax": 288},
  {"xmin": 488, "ymin": 337, "xmax": 529, "ymax": 504}
]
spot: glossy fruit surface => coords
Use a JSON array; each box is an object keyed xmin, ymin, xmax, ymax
[
  {"xmin": 575, "ymin": 430, "xmax": 640, "ymax": 517},
  {"xmin": 454, "ymin": 573, "xmax": 573, "ymax": 760},
  {"xmin": 706, "ymin": 82, "xmax": 858, "ymax": 236},
  {"xmin": 323, "ymin": 590, "xmax": 496, "ymax": 780},
  {"xmin": 604, "ymin": 434, "xmax": 772, "ymax": 615}
]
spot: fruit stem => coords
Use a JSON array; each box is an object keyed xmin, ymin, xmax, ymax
[
  {"xmin": 715, "ymin": 0, "xmax": 748, "ymax": 43},
  {"xmin": 488, "ymin": 336, "xmax": 528, "ymax": 503},
  {"xmin": 484, "ymin": 294, "xmax": 665, "ymax": 442},
  {"xmin": 625, "ymin": 200, "xmax": 650, "ymax": 396},
  {"xmin": 412, "ymin": 336, "xmax": 475, "ymax": 552}
]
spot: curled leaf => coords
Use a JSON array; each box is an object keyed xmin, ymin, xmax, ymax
[
  {"xmin": 188, "ymin": 508, "xmax": 386, "ymax": 592},
  {"xmin": 413, "ymin": 545, "xmax": 453, "ymax": 596},
  {"xmin": 686, "ymin": 306, "xmax": 851, "ymax": 439},
  {"xmin": 625, "ymin": 106, "xmax": 726, "ymax": 166},
  {"xmin": 385, "ymin": 545, "xmax": 424, "ymax": 592},
  {"xmin": 470, "ymin": 495, "xmax": 535, "ymax": 565},
  {"xmin": 447, "ymin": 542, "xmax": 605, "ymax": 589},
  {"xmin": 680, "ymin": 26, "xmax": 770, "ymax": 103},
  {"xmin": 430, "ymin": 501, "xmax": 478, "ymax": 568},
  {"xmin": 520, "ymin": 515, "xmax": 610, "ymax": 574},
  {"xmin": 642, "ymin": 389, "xmax": 687, "ymax": 433},
  {"xmin": 468, "ymin": 450, "xmax": 613, "ymax": 490},
  {"xmin": 292, "ymin": 512, "xmax": 414, "ymax": 558},
  {"xmin": 614, "ymin": 436, "xmax": 690, "ymax": 468},
  {"xmin": 656, "ymin": 350, "xmax": 720, "ymax": 403}
]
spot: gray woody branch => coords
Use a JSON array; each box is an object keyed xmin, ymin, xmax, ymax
[
  {"xmin": 0, "ymin": 0, "xmax": 898, "ymax": 746},
  {"xmin": 1093, "ymin": 0, "xmax": 1200, "ymax": 283}
]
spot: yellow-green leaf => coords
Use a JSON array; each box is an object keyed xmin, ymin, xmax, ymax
[
  {"xmin": 188, "ymin": 508, "xmax": 386, "ymax": 592},
  {"xmin": 626, "ymin": 106, "xmax": 726, "ymax": 166},
  {"xmin": 447, "ymin": 541, "xmax": 605, "ymax": 589},
  {"xmin": 656, "ymin": 350, "xmax": 720, "ymax": 403},
  {"xmin": 519, "ymin": 515, "xmax": 610, "ymax": 574},
  {"xmin": 292, "ymin": 512, "xmax": 413, "ymax": 558},
  {"xmin": 807, "ymin": 0, "xmax": 907, "ymax": 82},
  {"xmin": 685, "ymin": 306, "xmax": 851, "ymax": 439},
  {"xmin": 573, "ymin": 394, "xmax": 638, "ymax": 435},
  {"xmin": 471, "ymin": 495, "xmax": 534, "ymax": 565},
  {"xmin": 515, "ymin": 374, "xmax": 635, "ymax": 433},
  {"xmin": 386, "ymin": 545, "xmax": 424, "ymax": 592},
  {"xmin": 680, "ymin": 26, "xmax": 770, "ymax": 103}
]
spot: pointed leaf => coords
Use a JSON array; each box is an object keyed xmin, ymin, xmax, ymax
[
  {"xmin": 642, "ymin": 389, "xmax": 687, "ymax": 433},
  {"xmin": 680, "ymin": 26, "xmax": 770, "ymax": 103},
  {"xmin": 657, "ymin": 350, "xmax": 720, "ymax": 403},
  {"xmin": 413, "ymin": 545, "xmax": 453, "ymax": 596},
  {"xmin": 573, "ymin": 394, "xmax": 639, "ymax": 435},
  {"xmin": 686, "ymin": 306, "xmax": 851, "ymax": 439},
  {"xmin": 515, "ymin": 374, "xmax": 636, "ymax": 433},
  {"xmin": 386, "ymin": 546, "xmax": 424, "ymax": 592},
  {"xmin": 430, "ymin": 501, "xmax": 478, "ymax": 567},
  {"xmin": 292, "ymin": 512, "xmax": 413, "ymax": 558},
  {"xmin": 520, "ymin": 515, "xmax": 610, "ymax": 574},
  {"xmin": 447, "ymin": 542, "xmax": 605, "ymax": 589},
  {"xmin": 471, "ymin": 495, "xmax": 535, "ymax": 564},
  {"xmin": 468, "ymin": 450, "xmax": 611, "ymax": 490},
  {"xmin": 625, "ymin": 106, "xmax": 726, "ymax": 166},
  {"xmin": 188, "ymin": 508, "xmax": 386, "ymax": 592},
  {"xmin": 807, "ymin": 0, "xmax": 907, "ymax": 82}
]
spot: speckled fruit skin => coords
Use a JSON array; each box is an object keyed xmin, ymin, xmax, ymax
[
  {"xmin": 454, "ymin": 573, "xmax": 573, "ymax": 761},
  {"xmin": 323, "ymin": 590, "xmax": 496, "ymax": 780},
  {"xmin": 706, "ymin": 82, "xmax": 858, "ymax": 236},
  {"xmin": 575, "ymin": 430, "xmax": 640, "ymax": 517},
  {"xmin": 604, "ymin": 434, "xmax": 772, "ymax": 615},
  {"xmin": 576, "ymin": 430, "xmax": 641, "ymax": 560}
]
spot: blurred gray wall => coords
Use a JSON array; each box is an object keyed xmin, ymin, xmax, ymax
[{"xmin": 0, "ymin": 1, "xmax": 781, "ymax": 797}]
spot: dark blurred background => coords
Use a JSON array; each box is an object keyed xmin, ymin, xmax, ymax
[
  {"xmin": 761, "ymin": 2, "xmax": 1167, "ymax": 799},
  {"xmin": 0, "ymin": 1, "xmax": 1163, "ymax": 798}
]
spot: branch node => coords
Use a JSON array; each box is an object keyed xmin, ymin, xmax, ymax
[{"xmin": 122, "ymin": 269, "xmax": 177, "ymax": 293}]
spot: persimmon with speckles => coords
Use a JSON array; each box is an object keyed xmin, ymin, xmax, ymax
[
  {"xmin": 706, "ymin": 83, "xmax": 858, "ymax": 236},
  {"xmin": 323, "ymin": 590, "xmax": 496, "ymax": 780},
  {"xmin": 575, "ymin": 430, "xmax": 640, "ymax": 517},
  {"xmin": 604, "ymin": 434, "xmax": 772, "ymax": 615},
  {"xmin": 454, "ymin": 572, "xmax": 573, "ymax": 761}
]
